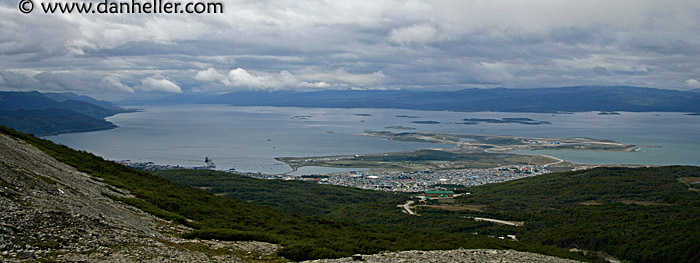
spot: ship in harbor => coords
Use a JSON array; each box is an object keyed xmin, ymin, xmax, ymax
[{"xmin": 197, "ymin": 156, "xmax": 216, "ymax": 169}]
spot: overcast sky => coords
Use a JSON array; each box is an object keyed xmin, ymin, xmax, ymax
[{"xmin": 2, "ymin": 0, "xmax": 700, "ymax": 99}]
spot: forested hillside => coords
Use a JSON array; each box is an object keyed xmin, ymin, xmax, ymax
[
  {"xmin": 0, "ymin": 125, "xmax": 585, "ymax": 261},
  {"xmin": 0, "ymin": 91, "xmax": 129, "ymax": 136},
  {"xmin": 157, "ymin": 167, "xmax": 700, "ymax": 263}
]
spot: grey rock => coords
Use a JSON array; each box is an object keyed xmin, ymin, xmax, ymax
[{"xmin": 302, "ymin": 249, "xmax": 583, "ymax": 263}]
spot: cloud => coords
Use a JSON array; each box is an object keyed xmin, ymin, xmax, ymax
[
  {"xmin": 2, "ymin": 0, "xmax": 700, "ymax": 94},
  {"xmin": 0, "ymin": 71, "xmax": 38, "ymax": 91},
  {"xmin": 195, "ymin": 68, "xmax": 330, "ymax": 89},
  {"xmin": 228, "ymin": 68, "xmax": 262, "ymax": 87},
  {"xmin": 686, "ymin": 79, "xmax": 700, "ymax": 89},
  {"xmin": 194, "ymin": 68, "xmax": 228, "ymax": 84},
  {"xmin": 593, "ymin": 66, "xmax": 611, "ymax": 76},
  {"xmin": 388, "ymin": 24, "xmax": 451, "ymax": 45},
  {"xmin": 139, "ymin": 75, "xmax": 182, "ymax": 93},
  {"xmin": 0, "ymin": 70, "xmax": 95, "ymax": 92},
  {"xmin": 300, "ymin": 69, "xmax": 386, "ymax": 87},
  {"xmin": 99, "ymin": 76, "xmax": 135, "ymax": 93}
]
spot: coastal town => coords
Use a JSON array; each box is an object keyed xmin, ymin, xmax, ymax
[
  {"xmin": 117, "ymin": 156, "xmax": 574, "ymax": 192},
  {"xmin": 243, "ymin": 165, "xmax": 577, "ymax": 192},
  {"xmin": 115, "ymin": 150, "xmax": 590, "ymax": 192}
]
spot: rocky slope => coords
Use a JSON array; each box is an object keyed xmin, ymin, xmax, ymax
[
  {"xmin": 303, "ymin": 249, "xmax": 582, "ymax": 263},
  {"xmin": 0, "ymin": 133, "xmax": 279, "ymax": 262}
]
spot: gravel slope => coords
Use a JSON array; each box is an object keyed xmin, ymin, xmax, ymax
[{"xmin": 303, "ymin": 249, "xmax": 583, "ymax": 263}]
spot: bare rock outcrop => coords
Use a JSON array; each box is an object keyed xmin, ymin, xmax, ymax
[{"xmin": 303, "ymin": 249, "xmax": 582, "ymax": 263}]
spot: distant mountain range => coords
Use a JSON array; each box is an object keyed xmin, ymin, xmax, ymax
[
  {"xmin": 126, "ymin": 86, "xmax": 700, "ymax": 113},
  {"xmin": 3, "ymin": 86, "xmax": 698, "ymax": 136},
  {"xmin": 0, "ymin": 91, "xmax": 130, "ymax": 136}
]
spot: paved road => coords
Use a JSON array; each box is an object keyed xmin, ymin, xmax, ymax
[{"xmin": 472, "ymin": 217, "xmax": 524, "ymax": 227}]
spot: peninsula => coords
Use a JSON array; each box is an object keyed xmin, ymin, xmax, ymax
[{"xmin": 277, "ymin": 131, "xmax": 637, "ymax": 172}]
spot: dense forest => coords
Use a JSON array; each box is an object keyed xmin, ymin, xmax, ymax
[
  {"xmin": 454, "ymin": 166, "xmax": 700, "ymax": 263},
  {"xmin": 154, "ymin": 169, "xmax": 406, "ymax": 217},
  {"xmin": 157, "ymin": 166, "xmax": 700, "ymax": 263},
  {"xmin": 0, "ymin": 109, "xmax": 116, "ymax": 136},
  {"xmin": 0, "ymin": 91, "xmax": 128, "ymax": 136}
]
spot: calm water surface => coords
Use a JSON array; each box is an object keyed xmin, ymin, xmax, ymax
[{"xmin": 45, "ymin": 105, "xmax": 700, "ymax": 174}]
